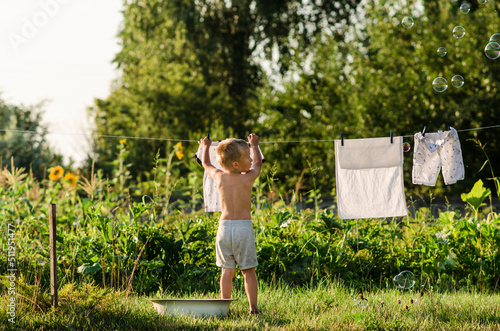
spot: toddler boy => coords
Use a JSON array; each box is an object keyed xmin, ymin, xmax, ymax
[{"xmin": 199, "ymin": 133, "xmax": 262, "ymax": 315}]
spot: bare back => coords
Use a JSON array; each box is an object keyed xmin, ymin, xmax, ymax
[{"xmin": 215, "ymin": 171, "xmax": 256, "ymax": 220}]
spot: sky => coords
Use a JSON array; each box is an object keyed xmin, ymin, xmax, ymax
[{"xmin": 0, "ymin": 0, "xmax": 123, "ymax": 165}]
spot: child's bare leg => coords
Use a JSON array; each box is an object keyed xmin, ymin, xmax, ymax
[
  {"xmin": 241, "ymin": 267, "xmax": 258, "ymax": 312},
  {"xmin": 220, "ymin": 267, "xmax": 236, "ymax": 299}
]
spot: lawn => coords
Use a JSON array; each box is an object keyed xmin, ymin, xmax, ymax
[{"xmin": 2, "ymin": 281, "xmax": 499, "ymax": 330}]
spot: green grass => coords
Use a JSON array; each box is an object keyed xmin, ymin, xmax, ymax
[{"xmin": 2, "ymin": 281, "xmax": 499, "ymax": 330}]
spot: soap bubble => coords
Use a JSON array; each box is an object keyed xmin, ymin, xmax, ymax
[
  {"xmin": 460, "ymin": 3, "xmax": 471, "ymax": 14},
  {"xmin": 354, "ymin": 299, "xmax": 368, "ymax": 308},
  {"xmin": 402, "ymin": 16, "xmax": 414, "ymax": 29},
  {"xmin": 436, "ymin": 232, "xmax": 449, "ymax": 244},
  {"xmin": 479, "ymin": 0, "xmax": 488, "ymax": 4},
  {"xmin": 453, "ymin": 26, "xmax": 465, "ymax": 39},
  {"xmin": 484, "ymin": 42, "xmax": 500, "ymax": 59},
  {"xmin": 432, "ymin": 77, "xmax": 448, "ymax": 92},
  {"xmin": 393, "ymin": 271, "xmax": 416, "ymax": 289},
  {"xmin": 403, "ymin": 142, "xmax": 411, "ymax": 152},
  {"xmin": 489, "ymin": 33, "xmax": 500, "ymax": 43},
  {"xmin": 437, "ymin": 47, "xmax": 447, "ymax": 57},
  {"xmin": 451, "ymin": 75, "xmax": 464, "ymax": 88}
]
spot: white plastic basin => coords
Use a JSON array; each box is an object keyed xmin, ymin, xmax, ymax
[{"xmin": 148, "ymin": 299, "xmax": 237, "ymax": 318}]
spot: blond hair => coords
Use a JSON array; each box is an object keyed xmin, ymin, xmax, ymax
[{"xmin": 217, "ymin": 138, "xmax": 250, "ymax": 170}]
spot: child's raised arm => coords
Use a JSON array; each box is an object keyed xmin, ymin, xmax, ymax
[
  {"xmin": 248, "ymin": 133, "xmax": 262, "ymax": 174},
  {"xmin": 199, "ymin": 136, "xmax": 222, "ymax": 179}
]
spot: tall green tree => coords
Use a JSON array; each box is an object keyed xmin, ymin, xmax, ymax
[
  {"xmin": 92, "ymin": 1, "xmax": 231, "ymax": 176},
  {"xmin": 255, "ymin": 0, "xmax": 500, "ymax": 196},
  {"xmin": 172, "ymin": 0, "xmax": 362, "ymax": 130},
  {"xmin": 345, "ymin": 0, "xmax": 500, "ymax": 195},
  {"xmin": 253, "ymin": 41, "xmax": 355, "ymax": 196},
  {"xmin": 0, "ymin": 98, "xmax": 63, "ymax": 179},
  {"xmin": 91, "ymin": 0, "xmax": 362, "ymax": 178}
]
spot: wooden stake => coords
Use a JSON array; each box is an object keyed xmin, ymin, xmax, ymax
[{"xmin": 49, "ymin": 203, "xmax": 58, "ymax": 308}]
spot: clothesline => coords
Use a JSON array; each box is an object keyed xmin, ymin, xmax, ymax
[{"xmin": 1, "ymin": 124, "xmax": 500, "ymax": 143}]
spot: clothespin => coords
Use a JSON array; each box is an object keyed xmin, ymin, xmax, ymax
[
  {"xmin": 207, "ymin": 132, "xmax": 210, "ymax": 139},
  {"xmin": 422, "ymin": 126, "xmax": 427, "ymax": 137},
  {"xmin": 390, "ymin": 130, "xmax": 393, "ymax": 144},
  {"xmin": 341, "ymin": 133, "xmax": 344, "ymax": 146}
]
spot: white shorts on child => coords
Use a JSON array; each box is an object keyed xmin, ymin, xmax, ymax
[
  {"xmin": 412, "ymin": 127, "xmax": 465, "ymax": 186},
  {"xmin": 216, "ymin": 219, "xmax": 258, "ymax": 270}
]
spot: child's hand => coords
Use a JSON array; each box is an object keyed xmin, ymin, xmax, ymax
[
  {"xmin": 199, "ymin": 136, "xmax": 212, "ymax": 148},
  {"xmin": 248, "ymin": 133, "xmax": 259, "ymax": 147}
]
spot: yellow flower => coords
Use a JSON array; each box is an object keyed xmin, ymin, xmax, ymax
[
  {"xmin": 63, "ymin": 172, "xmax": 78, "ymax": 188},
  {"xmin": 49, "ymin": 166, "xmax": 64, "ymax": 181},
  {"xmin": 119, "ymin": 139, "xmax": 129, "ymax": 148},
  {"xmin": 175, "ymin": 142, "xmax": 184, "ymax": 160}
]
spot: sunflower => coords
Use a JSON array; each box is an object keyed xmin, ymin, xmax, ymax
[
  {"xmin": 175, "ymin": 142, "xmax": 184, "ymax": 160},
  {"xmin": 49, "ymin": 166, "xmax": 64, "ymax": 181},
  {"xmin": 63, "ymin": 172, "xmax": 78, "ymax": 188}
]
